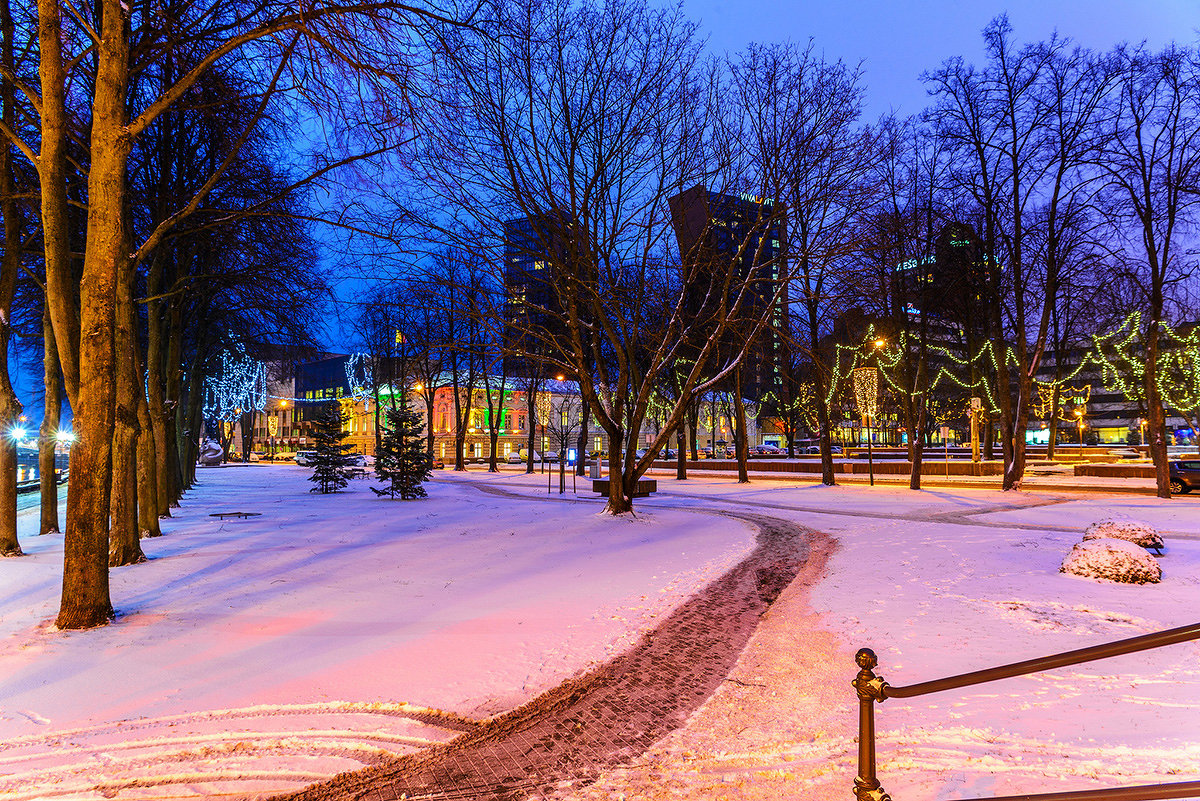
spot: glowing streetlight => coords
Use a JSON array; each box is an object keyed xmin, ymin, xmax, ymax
[
  {"xmin": 55, "ymin": 430, "xmax": 75, "ymax": 444},
  {"xmin": 874, "ymin": 338, "xmax": 886, "ymax": 349},
  {"xmin": 10, "ymin": 427, "xmax": 26, "ymax": 442},
  {"xmin": 555, "ymin": 374, "xmax": 565, "ymax": 382}
]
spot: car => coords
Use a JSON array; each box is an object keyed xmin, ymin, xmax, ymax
[
  {"xmin": 542, "ymin": 451, "xmax": 559, "ymax": 462},
  {"xmin": 346, "ymin": 453, "xmax": 368, "ymax": 467},
  {"xmin": 506, "ymin": 451, "xmax": 525, "ymax": 464},
  {"xmin": 1169, "ymin": 460, "xmax": 1200, "ymax": 494},
  {"xmin": 431, "ymin": 457, "xmax": 445, "ymax": 470},
  {"xmin": 752, "ymin": 444, "xmax": 783, "ymax": 455},
  {"xmin": 293, "ymin": 450, "xmax": 319, "ymax": 466}
]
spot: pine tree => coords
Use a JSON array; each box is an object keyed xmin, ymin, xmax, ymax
[
  {"xmin": 309, "ymin": 402, "xmax": 353, "ymax": 494},
  {"xmin": 376, "ymin": 406, "xmax": 431, "ymax": 499}
]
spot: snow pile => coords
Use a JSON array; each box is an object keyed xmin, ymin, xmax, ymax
[
  {"xmin": 1060, "ymin": 538, "xmax": 1162, "ymax": 584},
  {"xmin": 1082, "ymin": 519, "xmax": 1164, "ymax": 552}
]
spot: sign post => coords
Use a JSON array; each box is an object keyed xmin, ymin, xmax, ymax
[{"xmin": 941, "ymin": 425, "xmax": 951, "ymax": 476}]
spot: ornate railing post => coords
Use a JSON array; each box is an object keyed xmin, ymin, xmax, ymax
[{"xmin": 853, "ymin": 648, "xmax": 892, "ymax": 801}]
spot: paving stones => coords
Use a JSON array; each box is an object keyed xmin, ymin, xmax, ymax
[{"xmin": 272, "ymin": 511, "xmax": 809, "ymax": 801}]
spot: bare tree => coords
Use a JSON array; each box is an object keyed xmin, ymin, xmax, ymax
[{"xmin": 1099, "ymin": 43, "xmax": 1200, "ymax": 497}]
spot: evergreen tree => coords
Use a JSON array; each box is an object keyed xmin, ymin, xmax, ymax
[
  {"xmin": 309, "ymin": 403, "xmax": 353, "ymax": 494},
  {"xmin": 376, "ymin": 406, "xmax": 431, "ymax": 499}
]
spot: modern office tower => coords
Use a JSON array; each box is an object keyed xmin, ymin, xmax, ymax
[{"xmin": 668, "ymin": 185, "xmax": 787, "ymax": 401}]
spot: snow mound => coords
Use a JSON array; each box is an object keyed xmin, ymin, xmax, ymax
[
  {"xmin": 1082, "ymin": 519, "xmax": 1164, "ymax": 552},
  {"xmin": 1060, "ymin": 538, "xmax": 1162, "ymax": 584}
]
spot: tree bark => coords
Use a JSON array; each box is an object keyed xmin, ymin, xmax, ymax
[
  {"xmin": 0, "ymin": 0, "xmax": 22, "ymax": 556},
  {"xmin": 733, "ymin": 370, "xmax": 749, "ymax": 483},
  {"xmin": 39, "ymin": 304, "xmax": 62, "ymax": 534},
  {"xmin": 135, "ymin": 371, "xmax": 161, "ymax": 538},
  {"xmin": 56, "ymin": 0, "xmax": 130, "ymax": 628},
  {"xmin": 109, "ymin": 253, "xmax": 144, "ymax": 567}
]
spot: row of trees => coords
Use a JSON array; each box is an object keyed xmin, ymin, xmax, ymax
[
  {"xmin": 0, "ymin": 0, "xmax": 472, "ymax": 627},
  {"xmin": 336, "ymin": 4, "xmax": 1197, "ymax": 510}
]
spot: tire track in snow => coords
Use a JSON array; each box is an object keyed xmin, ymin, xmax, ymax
[{"xmin": 0, "ymin": 702, "xmax": 475, "ymax": 800}]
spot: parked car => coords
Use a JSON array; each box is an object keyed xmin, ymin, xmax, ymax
[
  {"xmin": 506, "ymin": 451, "xmax": 526, "ymax": 464},
  {"xmin": 430, "ymin": 457, "xmax": 445, "ymax": 470},
  {"xmin": 752, "ymin": 444, "xmax": 783, "ymax": 455},
  {"xmin": 293, "ymin": 450, "xmax": 319, "ymax": 466},
  {"xmin": 346, "ymin": 453, "xmax": 368, "ymax": 467},
  {"xmin": 1169, "ymin": 460, "xmax": 1200, "ymax": 494},
  {"xmin": 542, "ymin": 451, "xmax": 559, "ymax": 462}
]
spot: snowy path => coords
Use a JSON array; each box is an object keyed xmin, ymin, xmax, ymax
[{"xmin": 274, "ymin": 509, "xmax": 818, "ymax": 801}]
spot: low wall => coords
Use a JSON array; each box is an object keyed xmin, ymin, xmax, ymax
[
  {"xmin": 1073, "ymin": 463, "xmax": 1156, "ymax": 478},
  {"xmin": 652, "ymin": 459, "xmax": 1006, "ymax": 476}
]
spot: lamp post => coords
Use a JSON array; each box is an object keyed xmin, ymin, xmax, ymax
[{"xmin": 1075, "ymin": 408, "xmax": 1085, "ymax": 450}]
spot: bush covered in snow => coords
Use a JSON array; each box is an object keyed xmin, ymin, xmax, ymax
[
  {"xmin": 1061, "ymin": 538, "xmax": 1162, "ymax": 584},
  {"xmin": 1082, "ymin": 519, "xmax": 1164, "ymax": 552}
]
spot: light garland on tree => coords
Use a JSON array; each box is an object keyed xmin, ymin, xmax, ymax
[
  {"xmin": 205, "ymin": 346, "xmax": 268, "ymax": 421},
  {"xmin": 344, "ymin": 353, "xmax": 374, "ymax": 401}
]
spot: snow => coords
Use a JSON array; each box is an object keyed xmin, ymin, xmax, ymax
[
  {"xmin": 0, "ymin": 465, "xmax": 755, "ymax": 799},
  {"xmin": 1060, "ymin": 537, "xmax": 1162, "ymax": 583},
  {"xmin": 1083, "ymin": 519, "xmax": 1166, "ymax": 551},
  {"xmin": 3, "ymin": 466, "xmax": 1200, "ymax": 800}
]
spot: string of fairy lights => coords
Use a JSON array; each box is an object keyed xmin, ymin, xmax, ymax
[{"xmin": 198, "ymin": 311, "xmax": 1200, "ymax": 433}]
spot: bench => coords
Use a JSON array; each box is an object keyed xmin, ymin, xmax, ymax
[
  {"xmin": 592, "ymin": 478, "xmax": 657, "ymax": 498},
  {"xmin": 209, "ymin": 512, "xmax": 261, "ymax": 520}
]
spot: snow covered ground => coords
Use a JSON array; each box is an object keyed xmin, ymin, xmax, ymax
[
  {"xmin": 564, "ymin": 477, "xmax": 1200, "ymax": 800},
  {"xmin": 2, "ymin": 465, "xmax": 1199, "ymax": 800},
  {"xmin": 0, "ymin": 466, "xmax": 755, "ymax": 799}
]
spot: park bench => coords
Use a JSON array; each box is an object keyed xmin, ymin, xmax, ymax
[
  {"xmin": 209, "ymin": 512, "xmax": 261, "ymax": 520},
  {"xmin": 592, "ymin": 478, "xmax": 657, "ymax": 498}
]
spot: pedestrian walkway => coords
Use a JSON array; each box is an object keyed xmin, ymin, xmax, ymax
[{"xmin": 273, "ymin": 512, "xmax": 814, "ymax": 801}]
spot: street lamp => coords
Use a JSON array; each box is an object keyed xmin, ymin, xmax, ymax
[{"xmin": 1075, "ymin": 408, "xmax": 1085, "ymax": 449}]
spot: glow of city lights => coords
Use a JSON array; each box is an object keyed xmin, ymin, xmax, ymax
[
  {"xmin": 56, "ymin": 430, "xmax": 75, "ymax": 443},
  {"xmin": 10, "ymin": 427, "xmax": 27, "ymax": 441}
]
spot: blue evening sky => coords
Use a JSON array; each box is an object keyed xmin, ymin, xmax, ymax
[{"xmin": 675, "ymin": 0, "xmax": 1198, "ymax": 119}]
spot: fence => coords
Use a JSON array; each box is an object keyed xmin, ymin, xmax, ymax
[{"xmin": 852, "ymin": 621, "xmax": 1200, "ymax": 801}]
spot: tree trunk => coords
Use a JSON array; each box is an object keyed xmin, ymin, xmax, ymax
[
  {"xmin": 0, "ymin": 0, "xmax": 22, "ymax": 556},
  {"xmin": 110, "ymin": 249, "xmax": 146, "ymax": 569},
  {"xmin": 733, "ymin": 370, "xmax": 749, "ymax": 483},
  {"xmin": 37, "ymin": 0, "xmax": 81, "ymax": 404},
  {"xmin": 604, "ymin": 429, "xmax": 632, "ymax": 514},
  {"xmin": 135, "ymin": 370, "xmax": 161, "ymax": 538},
  {"xmin": 164, "ymin": 298, "xmax": 185, "ymax": 501},
  {"xmin": 40, "ymin": 306, "xmax": 62, "ymax": 535},
  {"xmin": 1145, "ymin": 317, "xmax": 1171, "ymax": 498},
  {"xmin": 57, "ymin": 0, "xmax": 129, "ymax": 628},
  {"xmin": 525, "ymin": 390, "xmax": 536, "ymax": 474},
  {"xmin": 575, "ymin": 412, "xmax": 588, "ymax": 477},
  {"xmin": 675, "ymin": 417, "xmax": 687, "ymax": 480}
]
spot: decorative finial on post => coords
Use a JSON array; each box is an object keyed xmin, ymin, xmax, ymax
[{"xmin": 853, "ymin": 648, "xmax": 892, "ymax": 801}]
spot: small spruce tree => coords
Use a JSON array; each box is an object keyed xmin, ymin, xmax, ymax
[
  {"xmin": 376, "ymin": 406, "xmax": 431, "ymax": 499},
  {"xmin": 309, "ymin": 402, "xmax": 354, "ymax": 493}
]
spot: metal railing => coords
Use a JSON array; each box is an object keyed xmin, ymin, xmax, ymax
[{"xmin": 852, "ymin": 621, "xmax": 1200, "ymax": 801}]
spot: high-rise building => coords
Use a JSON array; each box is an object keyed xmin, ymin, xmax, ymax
[
  {"xmin": 668, "ymin": 185, "xmax": 787, "ymax": 400},
  {"xmin": 502, "ymin": 214, "xmax": 595, "ymax": 378}
]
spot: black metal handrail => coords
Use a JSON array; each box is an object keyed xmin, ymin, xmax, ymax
[{"xmin": 852, "ymin": 621, "xmax": 1200, "ymax": 801}]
